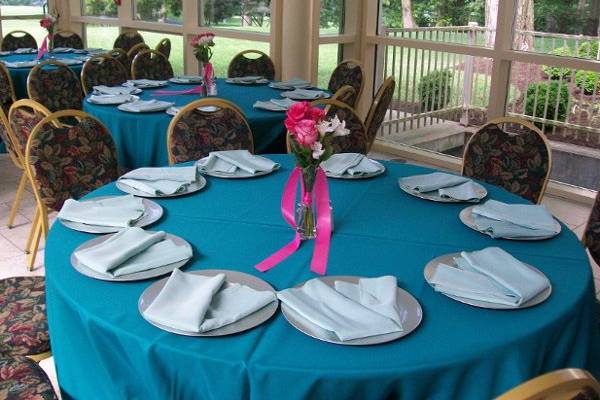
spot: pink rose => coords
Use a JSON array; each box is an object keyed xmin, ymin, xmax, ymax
[
  {"xmin": 285, "ymin": 101, "xmax": 310, "ymax": 132},
  {"xmin": 308, "ymin": 107, "xmax": 325, "ymax": 122},
  {"xmin": 294, "ymin": 119, "xmax": 318, "ymax": 147},
  {"xmin": 40, "ymin": 18, "xmax": 52, "ymax": 28}
]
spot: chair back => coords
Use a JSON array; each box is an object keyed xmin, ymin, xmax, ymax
[
  {"xmin": 462, "ymin": 117, "xmax": 552, "ymax": 204},
  {"xmin": 0, "ymin": 108, "xmax": 23, "ymax": 168},
  {"xmin": 127, "ymin": 43, "xmax": 150, "ymax": 63},
  {"xmin": 53, "ymin": 30, "xmax": 84, "ymax": 49},
  {"xmin": 0, "ymin": 63, "xmax": 16, "ymax": 114},
  {"xmin": 155, "ymin": 38, "xmax": 171, "ymax": 59},
  {"xmin": 311, "ymin": 99, "xmax": 368, "ymax": 154},
  {"xmin": 495, "ymin": 369, "xmax": 600, "ymax": 400},
  {"xmin": 583, "ymin": 192, "xmax": 600, "ymax": 266},
  {"xmin": 227, "ymin": 50, "xmax": 275, "ymax": 80},
  {"xmin": 364, "ymin": 77, "xmax": 395, "ymax": 152},
  {"xmin": 8, "ymin": 99, "xmax": 52, "ymax": 160},
  {"xmin": 106, "ymin": 48, "xmax": 130, "ymax": 77},
  {"xmin": 27, "ymin": 60, "xmax": 83, "ymax": 112},
  {"xmin": 167, "ymin": 98, "xmax": 254, "ymax": 164},
  {"xmin": 331, "ymin": 85, "xmax": 356, "ymax": 108},
  {"xmin": 81, "ymin": 55, "xmax": 128, "ymax": 95},
  {"xmin": 1, "ymin": 30, "xmax": 37, "ymax": 51},
  {"xmin": 131, "ymin": 49, "xmax": 174, "ymax": 80},
  {"xmin": 25, "ymin": 110, "xmax": 119, "ymax": 234},
  {"xmin": 113, "ymin": 31, "xmax": 144, "ymax": 52},
  {"xmin": 327, "ymin": 59, "xmax": 364, "ymax": 108}
]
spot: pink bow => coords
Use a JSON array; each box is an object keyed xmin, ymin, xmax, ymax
[{"xmin": 36, "ymin": 34, "xmax": 51, "ymax": 60}]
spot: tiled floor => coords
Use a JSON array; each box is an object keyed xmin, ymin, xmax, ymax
[{"xmin": 0, "ymin": 152, "xmax": 599, "ymax": 397}]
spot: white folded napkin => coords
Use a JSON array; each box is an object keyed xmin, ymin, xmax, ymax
[
  {"xmin": 430, "ymin": 247, "xmax": 550, "ymax": 306},
  {"xmin": 51, "ymin": 47, "xmax": 74, "ymax": 53},
  {"xmin": 277, "ymin": 277, "xmax": 403, "ymax": 341},
  {"xmin": 269, "ymin": 78, "xmax": 311, "ymax": 90},
  {"xmin": 142, "ymin": 270, "xmax": 276, "ymax": 332},
  {"xmin": 13, "ymin": 48, "xmax": 35, "ymax": 54},
  {"xmin": 3, "ymin": 60, "xmax": 38, "ymax": 68},
  {"xmin": 93, "ymin": 85, "xmax": 138, "ymax": 96},
  {"xmin": 82, "ymin": 48, "xmax": 105, "ymax": 54},
  {"xmin": 126, "ymin": 79, "xmax": 168, "ymax": 88},
  {"xmin": 197, "ymin": 150, "xmax": 279, "ymax": 175},
  {"xmin": 0, "ymin": 51, "xmax": 11, "ymax": 56},
  {"xmin": 118, "ymin": 99, "xmax": 174, "ymax": 113},
  {"xmin": 74, "ymin": 227, "xmax": 192, "ymax": 277},
  {"xmin": 87, "ymin": 94, "xmax": 136, "ymax": 105},
  {"xmin": 253, "ymin": 98, "xmax": 297, "ymax": 111},
  {"xmin": 228, "ymin": 75, "xmax": 264, "ymax": 84},
  {"xmin": 281, "ymin": 89, "xmax": 329, "ymax": 100},
  {"xmin": 322, "ymin": 153, "xmax": 382, "ymax": 176},
  {"xmin": 58, "ymin": 195, "xmax": 144, "ymax": 228},
  {"xmin": 438, "ymin": 181, "xmax": 484, "ymax": 201},
  {"xmin": 119, "ymin": 166, "xmax": 197, "ymax": 195},
  {"xmin": 53, "ymin": 58, "xmax": 82, "ymax": 66},
  {"xmin": 399, "ymin": 172, "xmax": 470, "ymax": 193},
  {"xmin": 170, "ymin": 75, "xmax": 203, "ymax": 84}
]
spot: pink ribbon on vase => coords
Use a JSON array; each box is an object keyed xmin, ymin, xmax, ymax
[
  {"xmin": 36, "ymin": 34, "xmax": 52, "ymax": 60},
  {"xmin": 203, "ymin": 62, "xmax": 214, "ymax": 82},
  {"xmin": 255, "ymin": 166, "xmax": 332, "ymax": 275},
  {"xmin": 152, "ymin": 86, "xmax": 204, "ymax": 96}
]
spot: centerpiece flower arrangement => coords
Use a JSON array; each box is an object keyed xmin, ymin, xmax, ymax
[
  {"xmin": 190, "ymin": 32, "xmax": 216, "ymax": 94},
  {"xmin": 39, "ymin": 13, "xmax": 58, "ymax": 53}
]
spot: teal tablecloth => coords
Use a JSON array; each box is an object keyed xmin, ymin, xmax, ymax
[
  {"xmin": 82, "ymin": 80, "xmax": 291, "ymax": 169},
  {"xmin": 45, "ymin": 155, "xmax": 600, "ymax": 400},
  {"xmin": 0, "ymin": 51, "xmax": 85, "ymax": 99}
]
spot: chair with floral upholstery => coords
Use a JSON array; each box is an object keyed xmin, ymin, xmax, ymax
[
  {"xmin": 327, "ymin": 59, "xmax": 364, "ymax": 108},
  {"xmin": 131, "ymin": 49, "xmax": 174, "ymax": 80},
  {"xmin": 581, "ymin": 192, "xmax": 600, "ymax": 323},
  {"xmin": 106, "ymin": 48, "xmax": 130, "ymax": 78},
  {"xmin": 27, "ymin": 60, "xmax": 84, "ymax": 112},
  {"xmin": 331, "ymin": 85, "xmax": 356, "ymax": 108},
  {"xmin": 364, "ymin": 77, "xmax": 395, "ymax": 152},
  {"xmin": 156, "ymin": 38, "xmax": 171, "ymax": 59},
  {"xmin": 0, "ymin": 30, "xmax": 37, "ymax": 51},
  {"xmin": 0, "ymin": 356, "xmax": 57, "ymax": 399},
  {"xmin": 25, "ymin": 110, "xmax": 119, "ymax": 266},
  {"xmin": 309, "ymin": 98, "xmax": 368, "ymax": 155},
  {"xmin": 127, "ymin": 42, "xmax": 150, "ymax": 64},
  {"xmin": 53, "ymin": 30, "xmax": 84, "ymax": 49},
  {"xmin": 167, "ymin": 98, "xmax": 254, "ymax": 164},
  {"xmin": 462, "ymin": 117, "xmax": 552, "ymax": 204},
  {"xmin": 0, "ymin": 63, "xmax": 16, "ymax": 114},
  {"xmin": 227, "ymin": 50, "xmax": 276, "ymax": 80},
  {"xmin": 113, "ymin": 31, "xmax": 144, "ymax": 53},
  {"xmin": 81, "ymin": 55, "xmax": 129, "ymax": 95}
]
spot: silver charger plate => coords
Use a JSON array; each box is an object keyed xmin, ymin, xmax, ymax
[
  {"xmin": 138, "ymin": 269, "xmax": 279, "ymax": 336},
  {"xmin": 70, "ymin": 232, "xmax": 192, "ymax": 282},
  {"xmin": 325, "ymin": 160, "xmax": 386, "ymax": 180},
  {"xmin": 116, "ymin": 175, "xmax": 207, "ymax": 198},
  {"xmin": 281, "ymin": 276, "xmax": 423, "ymax": 346},
  {"xmin": 195, "ymin": 157, "xmax": 280, "ymax": 179},
  {"xmin": 423, "ymin": 253, "xmax": 552, "ymax": 309},
  {"xmin": 459, "ymin": 206, "xmax": 562, "ymax": 241},
  {"xmin": 398, "ymin": 180, "xmax": 487, "ymax": 203},
  {"xmin": 86, "ymin": 95, "xmax": 140, "ymax": 105},
  {"xmin": 59, "ymin": 196, "xmax": 163, "ymax": 234}
]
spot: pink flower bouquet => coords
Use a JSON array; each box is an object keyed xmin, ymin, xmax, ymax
[{"xmin": 190, "ymin": 32, "xmax": 215, "ymax": 64}]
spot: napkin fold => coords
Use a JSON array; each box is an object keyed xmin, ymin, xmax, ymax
[
  {"xmin": 74, "ymin": 227, "xmax": 192, "ymax": 277},
  {"xmin": 399, "ymin": 172, "xmax": 470, "ymax": 193},
  {"xmin": 3, "ymin": 60, "xmax": 38, "ymax": 68},
  {"xmin": 471, "ymin": 200, "xmax": 559, "ymax": 238},
  {"xmin": 51, "ymin": 47, "xmax": 73, "ymax": 53},
  {"xmin": 253, "ymin": 98, "xmax": 297, "ymax": 111},
  {"xmin": 93, "ymin": 85, "xmax": 138, "ymax": 96},
  {"xmin": 321, "ymin": 153, "xmax": 382, "ymax": 176},
  {"xmin": 438, "ymin": 181, "xmax": 483, "ymax": 201},
  {"xmin": 119, "ymin": 166, "xmax": 198, "ymax": 195},
  {"xmin": 228, "ymin": 76, "xmax": 266, "ymax": 84},
  {"xmin": 281, "ymin": 89, "xmax": 329, "ymax": 100},
  {"xmin": 277, "ymin": 277, "xmax": 403, "ymax": 341},
  {"xmin": 118, "ymin": 99, "xmax": 174, "ymax": 113},
  {"xmin": 53, "ymin": 58, "xmax": 82, "ymax": 66},
  {"xmin": 13, "ymin": 48, "xmax": 36, "ymax": 54},
  {"xmin": 58, "ymin": 195, "xmax": 144, "ymax": 228},
  {"xmin": 87, "ymin": 94, "xmax": 136, "ymax": 105},
  {"xmin": 430, "ymin": 247, "xmax": 550, "ymax": 306},
  {"xmin": 197, "ymin": 150, "xmax": 279, "ymax": 175},
  {"xmin": 269, "ymin": 78, "xmax": 311, "ymax": 90},
  {"xmin": 126, "ymin": 79, "xmax": 168, "ymax": 88},
  {"xmin": 170, "ymin": 75, "xmax": 203, "ymax": 84},
  {"xmin": 142, "ymin": 270, "xmax": 276, "ymax": 333}
]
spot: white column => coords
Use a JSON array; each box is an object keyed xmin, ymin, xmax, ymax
[{"xmin": 280, "ymin": 0, "xmax": 318, "ymax": 82}]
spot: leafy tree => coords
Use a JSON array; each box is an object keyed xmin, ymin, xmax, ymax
[{"xmin": 320, "ymin": 0, "xmax": 344, "ymax": 30}]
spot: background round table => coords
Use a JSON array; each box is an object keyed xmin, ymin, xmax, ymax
[
  {"xmin": 1, "ymin": 51, "xmax": 85, "ymax": 99},
  {"xmin": 45, "ymin": 155, "xmax": 600, "ymax": 400},
  {"xmin": 83, "ymin": 80, "xmax": 293, "ymax": 170}
]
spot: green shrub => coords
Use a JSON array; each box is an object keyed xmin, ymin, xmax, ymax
[
  {"xmin": 577, "ymin": 41, "xmax": 599, "ymax": 59},
  {"xmin": 575, "ymin": 70, "xmax": 600, "ymax": 95},
  {"xmin": 542, "ymin": 46, "xmax": 572, "ymax": 80},
  {"xmin": 524, "ymin": 81, "xmax": 570, "ymax": 124},
  {"xmin": 418, "ymin": 69, "xmax": 453, "ymax": 112}
]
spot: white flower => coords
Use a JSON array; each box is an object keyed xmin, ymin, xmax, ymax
[
  {"xmin": 316, "ymin": 120, "xmax": 331, "ymax": 137},
  {"xmin": 311, "ymin": 141, "xmax": 325, "ymax": 160},
  {"xmin": 329, "ymin": 115, "xmax": 350, "ymax": 137}
]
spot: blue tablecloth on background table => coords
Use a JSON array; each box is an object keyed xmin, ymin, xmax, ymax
[
  {"xmin": 82, "ymin": 80, "xmax": 291, "ymax": 169},
  {"xmin": 0, "ymin": 51, "xmax": 86, "ymax": 99},
  {"xmin": 45, "ymin": 155, "xmax": 600, "ymax": 400}
]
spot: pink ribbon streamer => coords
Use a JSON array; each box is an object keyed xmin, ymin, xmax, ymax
[
  {"xmin": 255, "ymin": 166, "xmax": 332, "ymax": 275},
  {"xmin": 36, "ymin": 35, "xmax": 50, "ymax": 60},
  {"xmin": 152, "ymin": 86, "xmax": 204, "ymax": 96},
  {"xmin": 203, "ymin": 62, "xmax": 214, "ymax": 82}
]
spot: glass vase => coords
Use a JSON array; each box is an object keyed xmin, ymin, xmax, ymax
[{"xmin": 295, "ymin": 166, "xmax": 317, "ymax": 240}]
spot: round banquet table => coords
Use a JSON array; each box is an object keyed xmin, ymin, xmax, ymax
[
  {"xmin": 82, "ymin": 80, "xmax": 294, "ymax": 170},
  {"xmin": 45, "ymin": 155, "xmax": 600, "ymax": 400},
  {"xmin": 0, "ymin": 51, "xmax": 85, "ymax": 99}
]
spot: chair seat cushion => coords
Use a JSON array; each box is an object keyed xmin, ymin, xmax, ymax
[
  {"xmin": 0, "ymin": 356, "xmax": 57, "ymax": 399},
  {"xmin": 0, "ymin": 277, "xmax": 49, "ymax": 356}
]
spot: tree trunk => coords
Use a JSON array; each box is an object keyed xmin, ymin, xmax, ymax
[
  {"xmin": 485, "ymin": 0, "xmax": 499, "ymax": 47},
  {"xmin": 401, "ymin": 0, "xmax": 416, "ymax": 28},
  {"xmin": 514, "ymin": 0, "xmax": 534, "ymax": 51}
]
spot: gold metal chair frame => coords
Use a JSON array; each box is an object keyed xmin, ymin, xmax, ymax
[
  {"xmin": 331, "ymin": 85, "xmax": 356, "ymax": 108},
  {"xmin": 495, "ymin": 369, "xmax": 600, "ymax": 400},
  {"xmin": 127, "ymin": 42, "xmax": 150, "ymax": 60},
  {"xmin": 27, "ymin": 60, "xmax": 82, "ymax": 106},
  {"xmin": 131, "ymin": 49, "xmax": 173, "ymax": 80},
  {"xmin": 1, "ymin": 30, "xmax": 37, "ymax": 51},
  {"xmin": 227, "ymin": 49, "xmax": 275, "ymax": 79},
  {"xmin": 80, "ymin": 55, "xmax": 128, "ymax": 96},
  {"xmin": 166, "ymin": 98, "xmax": 254, "ymax": 165},
  {"xmin": 364, "ymin": 76, "xmax": 395, "ymax": 152},
  {"xmin": 155, "ymin": 38, "xmax": 171, "ymax": 58},
  {"xmin": 329, "ymin": 59, "xmax": 365, "ymax": 107},
  {"xmin": 461, "ymin": 116, "xmax": 552, "ymax": 204}
]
